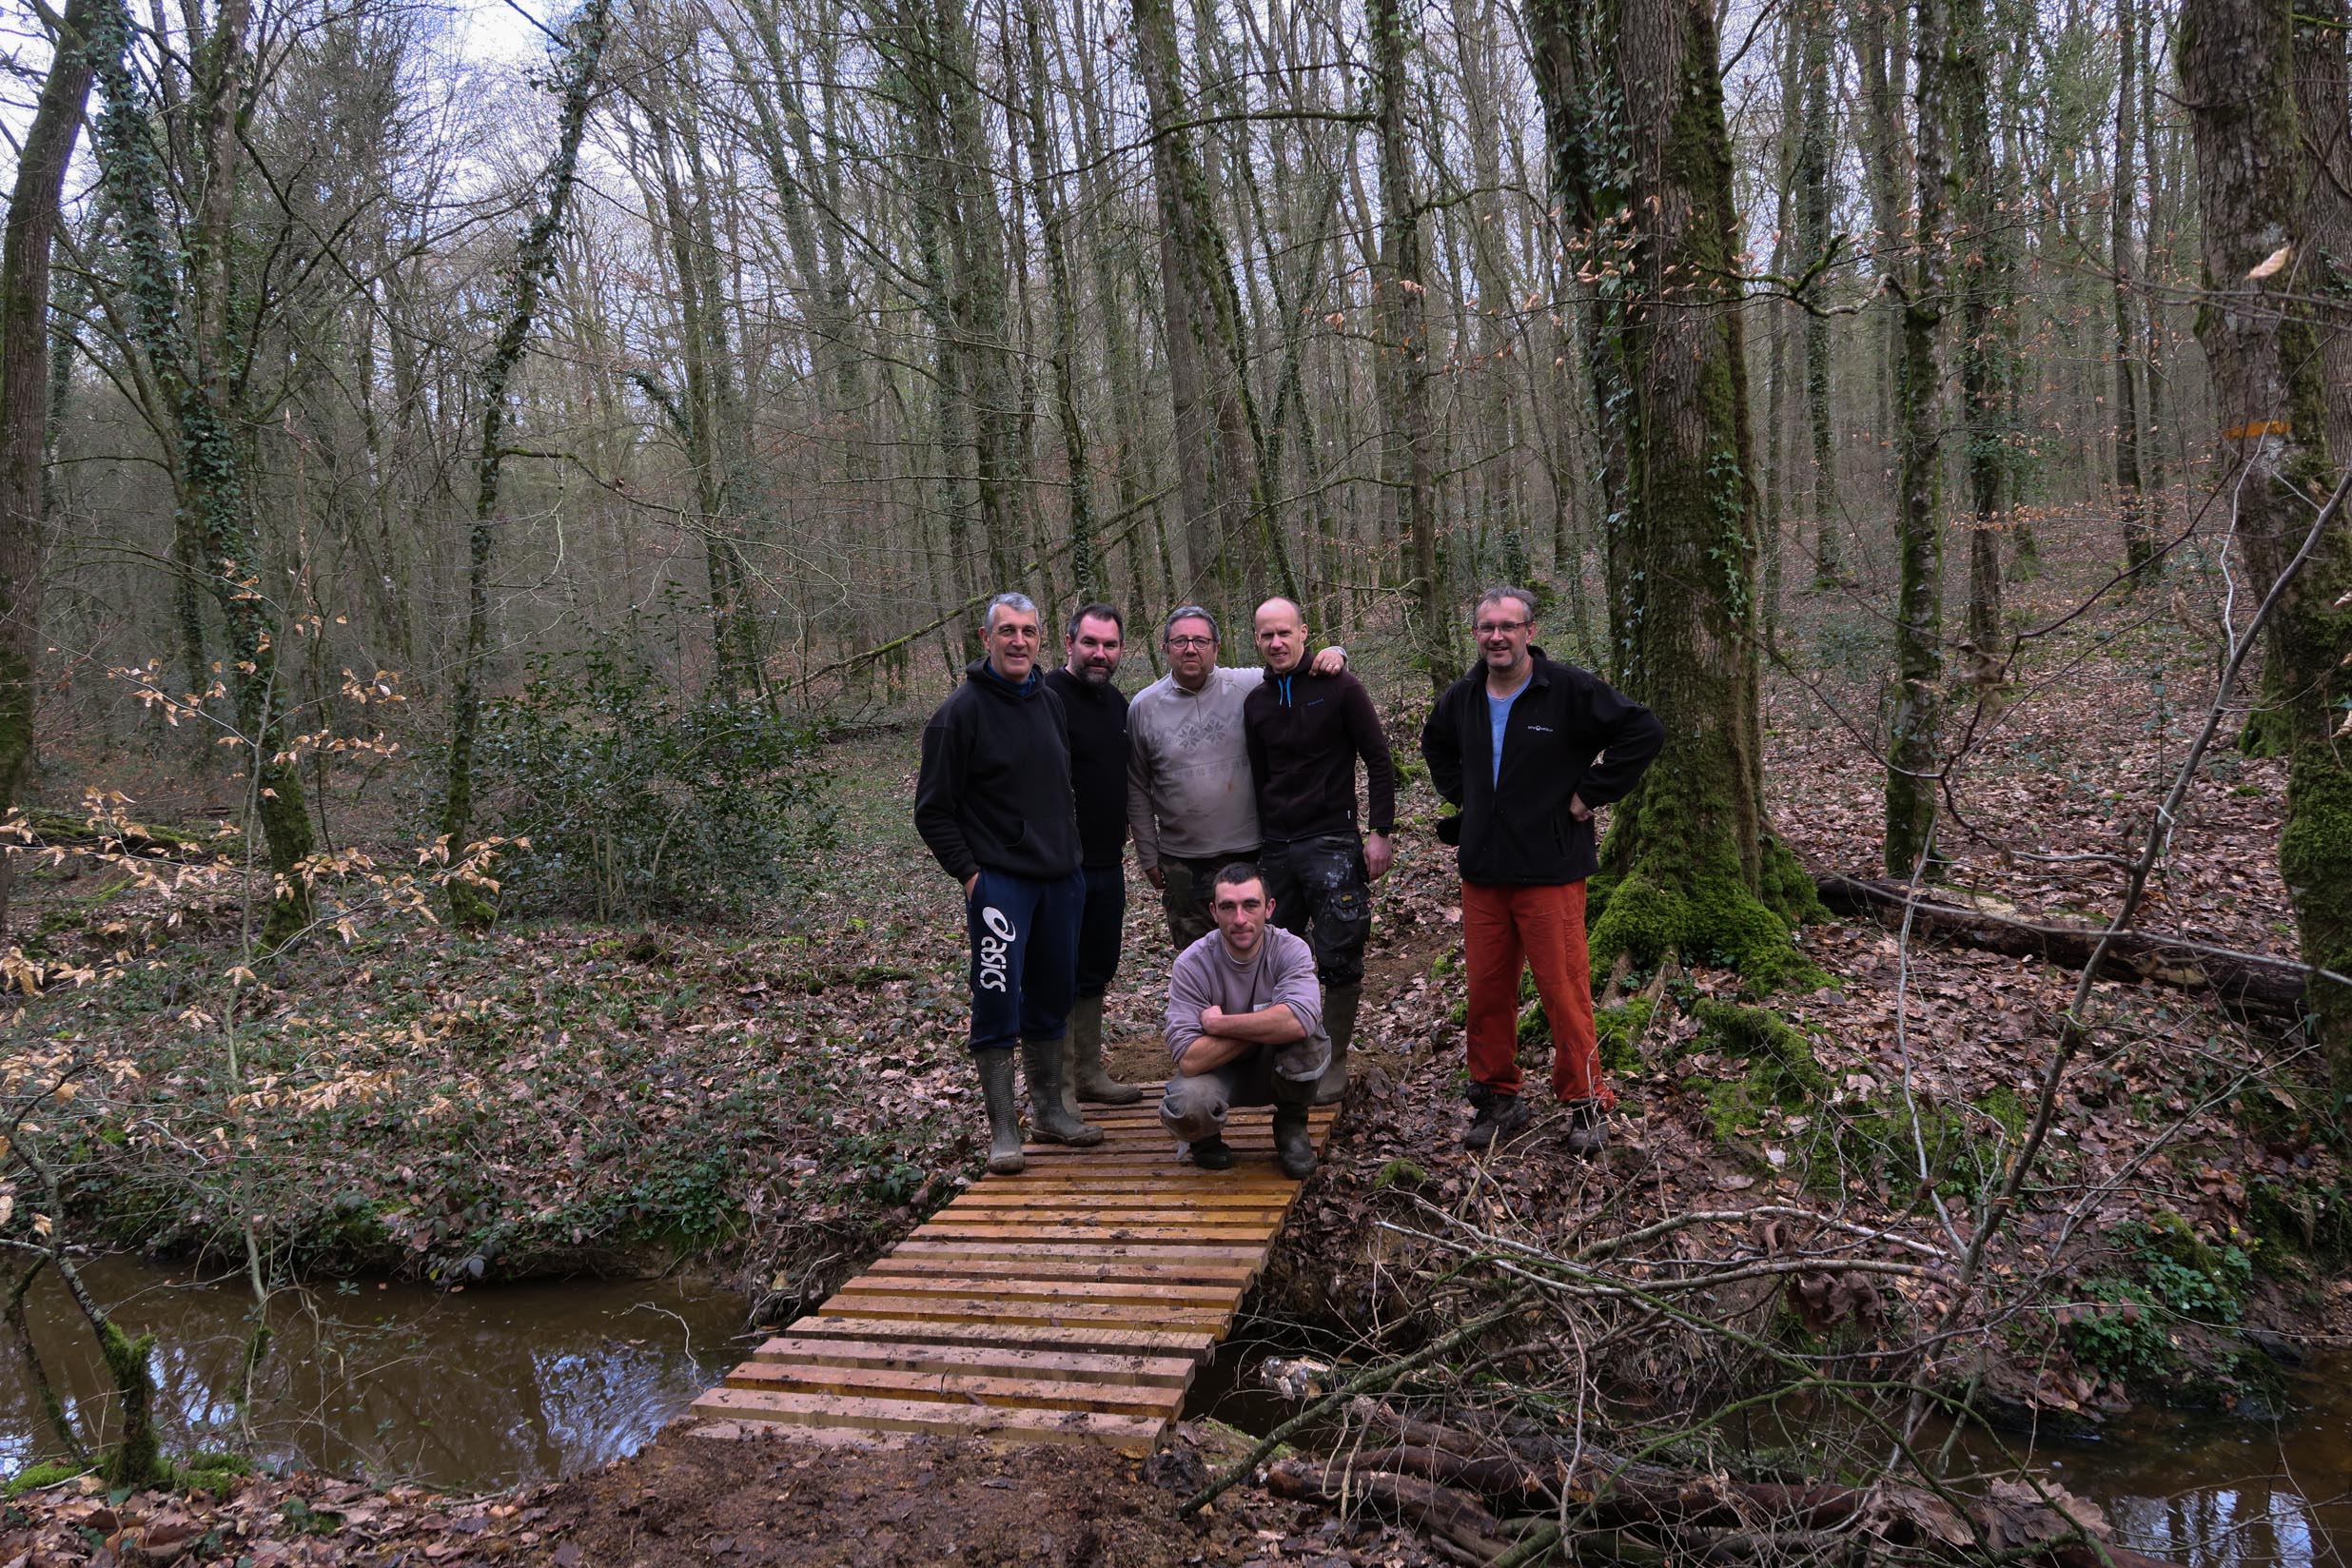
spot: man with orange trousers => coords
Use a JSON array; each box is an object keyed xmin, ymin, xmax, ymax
[{"xmin": 1419, "ymin": 586, "xmax": 1663, "ymax": 1157}]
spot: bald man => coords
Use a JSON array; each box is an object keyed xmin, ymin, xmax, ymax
[{"xmin": 1241, "ymin": 597, "xmax": 1394, "ymax": 1104}]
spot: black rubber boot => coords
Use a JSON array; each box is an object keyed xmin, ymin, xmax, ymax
[
  {"xmin": 1563, "ymin": 1099, "xmax": 1608, "ymax": 1159},
  {"xmin": 1462, "ymin": 1083, "xmax": 1531, "ymax": 1151},
  {"xmin": 1023, "ymin": 1038, "xmax": 1105, "ymax": 1147},
  {"xmin": 1272, "ymin": 1081, "xmax": 1317, "ymax": 1179},
  {"xmin": 1314, "ymin": 983, "xmax": 1360, "ymax": 1106},
  {"xmin": 976, "ymin": 1049, "xmax": 1026, "ymax": 1174},
  {"xmin": 1189, "ymin": 1134, "xmax": 1235, "ymax": 1170},
  {"xmin": 1068, "ymin": 993, "xmax": 1142, "ymax": 1107}
]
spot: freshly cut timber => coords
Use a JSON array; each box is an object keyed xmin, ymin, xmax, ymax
[{"xmin": 692, "ymin": 1103, "xmax": 1336, "ymax": 1452}]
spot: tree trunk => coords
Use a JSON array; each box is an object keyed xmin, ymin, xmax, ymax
[
  {"xmin": 2180, "ymin": 0, "xmax": 2352, "ymax": 1088},
  {"xmin": 2112, "ymin": 0, "xmax": 2155, "ymax": 578},
  {"xmin": 1885, "ymin": 0, "xmax": 1950, "ymax": 875},
  {"xmin": 92, "ymin": 0, "xmax": 316, "ymax": 948},
  {"xmin": 440, "ymin": 0, "xmax": 610, "ymax": 928},
  {"xmin": 1954, "ymin": 0, "xmax": 2009, "ymax": 655},
  {"xmin": 1526, "ymin": 0, "xmax": 1821, "ymax": 985},
  {"xmin": 1794, "ymin": 0, "xmax": 1840, "ymax": 584},
  {"xmin": 0, "ymin": 0, "xmax": 98, "ymax": 937},
  {"xmin": 1371, "ymin": 0, "xmax": 1449, "ymax": 688}
]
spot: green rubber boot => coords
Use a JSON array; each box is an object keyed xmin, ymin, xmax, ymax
[
  {"xmin": 1314, "ymin": 983, "xmax": 1361, "ymax": 1106},
  {"xmin": 975, "ymin": 1049, "xmax": 1026, "ymax": 1174},
  {"xmin": 1272, "ymin": 1077, "xmax": 1317, "ymax": 1180},
  {"xmin": 1068, "ymin": 993, "xmax": 1142, "ymax": 1107},
  {"xmin": 1023, "ymin": 1037, "xmax": 1105, "ymax": 1147}
]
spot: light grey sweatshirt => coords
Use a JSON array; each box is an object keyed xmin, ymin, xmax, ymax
[
  {"xmin": 1165, "ymin": 924, "xmax": 1327, "ymax": 1063},
  {"xmin": 1126, "ymin": 665, "xmax": 1264, "ymax": 870}
]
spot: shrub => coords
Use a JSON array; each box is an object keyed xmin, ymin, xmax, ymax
[{"xmin": 475, "ymin": 649, "xmax": 833, "ymax": 919}]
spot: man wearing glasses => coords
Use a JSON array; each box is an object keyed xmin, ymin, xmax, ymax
[
  {"xmin": 1160, "ymin": 862, "xmax": 1326, "ymax": 1177},
  {"xmin": 1126, "ymin": 606, "xmax": 1344, "ymax": 951},
  {"xmin": 1419, "ymin": 587, "xmax": 1663, "ymax": 1157}
]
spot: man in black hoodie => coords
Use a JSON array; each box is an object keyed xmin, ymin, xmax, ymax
[
  {"xmin": 1420, "ymin": 586, "xmax": 1663, "ymax": 1157},
  {"xmin": 1041, "ymin": 603, "xmax": 1145, "ymax": 1114},
  {"xmin": 914, "ymin": 593, "xmax": 1106, "ymax": 1173}
]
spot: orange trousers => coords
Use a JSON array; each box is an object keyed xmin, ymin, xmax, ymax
[{"xmin": 1461, "ymin": 880, "xmax": 1614, "ymax": 1108}]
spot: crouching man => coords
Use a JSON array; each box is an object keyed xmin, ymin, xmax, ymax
[{"xmin": 1160, "ymin": 863, "xmax": 1326, "ymax": 1179}]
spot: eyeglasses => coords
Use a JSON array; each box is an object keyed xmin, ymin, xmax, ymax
[
  {"xmin": 1472, "ymin": 619, "xmax": 1531, "ymax": 637},
  {"xmin": 1166, "ymin": 636, "xmax": 1215, "ymax": 650}
]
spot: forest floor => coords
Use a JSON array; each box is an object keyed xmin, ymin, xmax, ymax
[{"xmin": 1, "ymin": 524, "xmax": 2345, "ymax": 1562}]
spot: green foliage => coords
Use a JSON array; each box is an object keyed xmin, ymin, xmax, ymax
[
  {"xmin": 2067, "ymin": 1280, "xmax": 2172, "ymax": 1381},
  {"xmin": 2124, "ymin": 1214, "xmax": 2254, "ymax": 1324},
  {"xmin": 476, "ymin": 649, "xmax": 833, "ymax": 920}
]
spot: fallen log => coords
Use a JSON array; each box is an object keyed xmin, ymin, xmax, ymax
[
  {"xmin": 1265, "ymin": 1457, "xmax": 1514, "ymax": 1560},
  {"xmin": 1816, "ymin": 872, "xmax": 2311, "ymax": 1012},
  {"xmin": 1308, "ymin": 1404, "xmax": 2183, "ymax": 1567}
]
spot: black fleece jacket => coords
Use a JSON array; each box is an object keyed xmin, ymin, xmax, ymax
[
  {"xmin": 1244, "ymin": 668, "xmax": 1395, "ymax": 843},
  {"xmin": 914, "ymin": 659, "xmax": 1081, "ymax": 884},
  {"xmin": 1043, "ymin": 666, "xmax": 1130, "ymax": 867},
  {"xmin": 1419, "ymin": 649, "xmax": 1663, "ymax": 885}
]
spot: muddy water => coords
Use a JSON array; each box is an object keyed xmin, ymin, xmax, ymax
[
  {"xmin": 1187, "ymin": 1341, "xmax": 2352, "ymax": 1566},
  {"xmin": 0, "ymin": 1257, "xmax": 752, "ymax": 1489}
]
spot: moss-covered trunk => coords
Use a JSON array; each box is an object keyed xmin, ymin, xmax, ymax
[
  {"xmin": 1953, "ymin": 0, "xmax": 2010, "ymax": 656},
  {"xmin": 1524, "ymin": 0, "xmax": 1819, "ymax": 986},
  {"xmin": 0, "ymin": 0, "xmax": 98, "ymax": 938},
  {"xmin": 440, "ymin": 0, "xmax": 609, "ymax": 928},
  {"xmin": 1885, "ymin": 0, "xmax": 1950, "ymax": 877},
  {"xmin": 2181, "ymin": 0, "xmax": 2352, "ymax": 1088},
  {"xmin": 1370, "ymin": 0, "xmax": 1449, "ymax": 689}
]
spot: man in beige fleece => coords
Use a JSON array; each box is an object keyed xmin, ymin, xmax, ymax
[{"xmin": 1160, "ymin": 862, "xmax": 1326, "ymax": 1178}]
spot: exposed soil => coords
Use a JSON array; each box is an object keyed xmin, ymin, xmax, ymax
[{"xmin": 0, "ymin": 1423, "xmax": 1450, "ymax": 1567}]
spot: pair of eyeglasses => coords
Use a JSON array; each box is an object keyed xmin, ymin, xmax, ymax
[
  {"xmin": 1166, "ymin": 636, "xmax": 1215, "ymax": 650},
  {"xmin": 1472, "ymin": 619, "xmax": 1530, "ymax": 637}
]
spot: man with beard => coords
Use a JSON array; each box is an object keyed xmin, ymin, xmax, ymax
[
  {"xmin": 1160, "ymin": 862, "xmax": 1326, "ymax": 1178},
  {"xmin": 1041, "ymin": 603, "xmax": 1145, "ymax": 1113},
  {"xmin": 1127, "ymin": 607, "xmax": 1346, "ymax": 951},
  {"xmin": 914, "ymin": 593, "xmax": 1106, "ymax": 1173}
]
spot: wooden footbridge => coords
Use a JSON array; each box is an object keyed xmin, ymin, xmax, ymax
[{"xmin": 692, "ymin": 1101, "xmax": 1337, "ymax": 1453}]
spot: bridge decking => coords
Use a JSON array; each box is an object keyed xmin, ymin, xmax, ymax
[{"xmin": 692, "ymin": 1101, "xmax": 1337, "ymax": 1453}]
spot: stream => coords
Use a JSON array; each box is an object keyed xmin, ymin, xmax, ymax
[
  {"xmin": 0, "ymin": 1257, "xmax": 752, "ymax": 1489},
  {"xmin": 5, "ymin": 1259, "xmax": 2347, "ymax": 1562},
  {"xmin": 1186, "ymin": 1337, "xmax": 2352, "ymax": 1567}
]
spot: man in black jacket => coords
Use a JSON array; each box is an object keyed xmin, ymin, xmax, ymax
[
  {"xmin": 1420, "ymin": 586, "xmax": 1664, "ymax": 1156},
  {"xmin": 1042, "ymin": 602, "xmax": 1145, "ymax": 1113},
  {"xmin": 1243, "ymin": 597, "xmax": 1395, "ymax": 1104},
  {"xmin": 914, "ymin": 593, "xmax": 1106, "ymax": 1173}
]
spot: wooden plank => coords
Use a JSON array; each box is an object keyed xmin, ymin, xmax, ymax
[
  {"xmin": 813, "ymin": 1292, "xmax": 1229, "ymax": 1328},
  {"xmin": 949, "ymin": 1187, "xmax": 1295, "ymax": 1207},
  {"xmin": 866, "ymin": 1255, "xmax": 1259, "ymax": 1286},
  {"xmin": 691, "ymin": 1386, "xmax": 1168, "ymax": 1455},
  {"xmin": 750, "ymin": 1335, "xmax": 1199, "ymax": 1387},
  {"xmin": 779, "ymin": 1315, "xmax": 1214, "ymax": 1358},
  {"xmin": 727, "ymin": 1361, "xmax": 1184, "ymax": 1416},
  {"xmin": 912, "ymin": 1223, "xmax": 1277, "ymax": 1245},
  {"xmin": 832, "ymin": 1274, "xmax": 1245, "ymax": 1307},
  {"xmin": 916, "ymin": 1206, "xmax": 1288, "ymax": 1226},
  {"xmin": 887, "ymin": 1240, "xmax": 1268, "ymax": 1264}
]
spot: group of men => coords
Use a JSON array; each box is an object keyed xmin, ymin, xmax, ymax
[{"xmin": 912, "ymin": 585, "xmax": 1662, "ymax": 1181}]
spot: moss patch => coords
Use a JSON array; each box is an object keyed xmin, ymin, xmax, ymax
[
  {"xmin": 1678, "ymin": 1001, "xmax": 1829, "ymax": 1137},
  {"xmin": 1589, "ymin": 872, "xmax": 1826, "ymax": 993},
  {"xmin": 1595, "ymin": 999, "xmax": 1656, "ymax": 1074}
]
